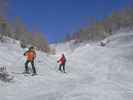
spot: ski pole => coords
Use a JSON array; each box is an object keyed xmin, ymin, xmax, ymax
[
  {"xmin": 55, "ymin": 61, "xmax": 58, "ymax": 71},
  {"xmin": 34, "ymin": 58, "xmax": 38, "ymax": 74}
]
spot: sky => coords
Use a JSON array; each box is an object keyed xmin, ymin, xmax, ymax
[{"xmin": 8, "ymin": 0, "xmax": 132, "ymax": 43}]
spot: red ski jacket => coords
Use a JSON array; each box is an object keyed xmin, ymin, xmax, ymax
[{"xmin": 58, "ymin": 56, "xmax": 66, "ymax": 65}]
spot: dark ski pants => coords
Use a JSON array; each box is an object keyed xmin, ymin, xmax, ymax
[
  {"xmin": 59, "ymin": 63, "xmax": 65, "ymax": 72},
  {"xmin": 25, "ymin": 60, "xmax": 36, "ymax": 74}
]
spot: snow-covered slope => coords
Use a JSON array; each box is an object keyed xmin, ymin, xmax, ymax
[
  {"xmin": 50, "ymin": 40, "xmax": 86, "ymax": 55},
  {"xmin": 0, "ymin": 32, "xmax": 133, "ymax": 100},
  {"xmin": 66, "ymin": 32, "xmax": 133, "ymax": 100}
]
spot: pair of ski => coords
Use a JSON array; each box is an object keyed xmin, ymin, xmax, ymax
[
  {"xmin": 58, "ymin": 70, "xmax": 67, "ymax": 74},
  {"xmin": 23, "ymin": 73, "xmax": 37, "ymax": 76},
  {"xmin": 12, "ymin": 72, "xmax": 37, "ymax": 76}
]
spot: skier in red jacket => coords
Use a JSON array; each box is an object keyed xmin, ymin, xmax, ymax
[{"xmin": 57, "ymin": 54, "xmax": 66, "ymax": 73}]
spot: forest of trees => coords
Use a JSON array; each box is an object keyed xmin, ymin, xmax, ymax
[
  {"xmin": 65, "ymin": 5, "xmax": 133, "ymax": 43},
  {"xmin": 0, "ymin": 16, "xmax": 50, "ymax": 52},
  {"xmin": 0, "ymin": 0, "xmax": 50, "ymax": 53}
]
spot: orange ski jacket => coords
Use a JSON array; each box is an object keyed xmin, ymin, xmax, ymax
[{"xmin": 24, "ymin": 51, "xmax": 36, "ymax": 61}]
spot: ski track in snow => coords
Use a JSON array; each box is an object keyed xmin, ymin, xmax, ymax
[{"xmin": 0, "ymin": 33, "xmax": 133, "ymax": 100}]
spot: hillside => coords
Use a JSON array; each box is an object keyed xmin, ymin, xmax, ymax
[{"xmin": 0, "ymin": 32, "xmax": 133, "ymax": 100}]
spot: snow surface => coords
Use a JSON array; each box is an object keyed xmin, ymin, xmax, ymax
[
  {"xmin": 50, "ymin": 40, "xmax": 86, "ymax": 55},
  {"xmin": 0, "ymin": 32, "xmax": 133, "ymax": 100}
]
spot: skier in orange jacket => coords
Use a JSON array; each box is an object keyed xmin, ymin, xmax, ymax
[{"xmin": 24, "ymin": 46, "xmax": 37, "ymax": 75}]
